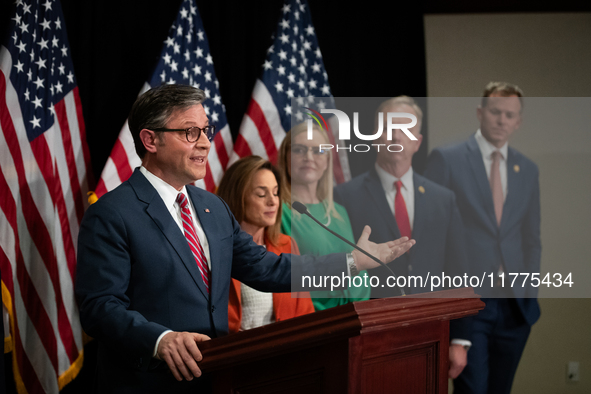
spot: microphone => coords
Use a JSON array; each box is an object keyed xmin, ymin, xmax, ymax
[{"xmin": 292, "ymin": 201, "xmax": 405, "ymax": 296}]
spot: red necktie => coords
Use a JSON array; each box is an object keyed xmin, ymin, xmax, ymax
[
  {"xmin": 177, "ymin": 193, "xmax": 210, "ymax": 293},
  {"xmin": 489, "ymin": 151, "xmax": 503, "ymax": 226},
  {"xmin": 394, "ymin": 181, "xmax": 412, "ymax": 239}
]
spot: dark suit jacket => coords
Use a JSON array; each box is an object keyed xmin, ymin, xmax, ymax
[
  {"xmin": 424, "ymin": 135, "xmax": 541, "ymax": 326},
  {"xmin": 334, "ymin": 168, "xmax": 471, "ymax": 339},
  {"xmin": 75, "ymin": 169, "xmax": 346, "ymax": 393}
]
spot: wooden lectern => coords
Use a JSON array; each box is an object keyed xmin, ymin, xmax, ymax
[{"xmin": 199, "ymin": 287, "xmax": 483, "ymax": 394}]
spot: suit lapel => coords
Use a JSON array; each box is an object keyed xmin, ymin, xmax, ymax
[
  {"xmin": 466, "ymin": 136, "xmax": 498, "ymax": 233},
  {"xmin": 410, "ymin": 173, "xmax": 426, "ymax": 259},
  {"xmin": 365, "ymin": 169, "xmax": 401, "ymax": 240},
  {"xmin": 130, "ymin": 170, "xmax": 210, "ymax": 300},
  {"xmin": 500, "ymin": 147, "xmax": 521, "ymax": 235}
]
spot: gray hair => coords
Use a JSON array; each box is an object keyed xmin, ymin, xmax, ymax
[{"xmin": 374, "ymin": 96, "xmax": 423, "ymax": 132}]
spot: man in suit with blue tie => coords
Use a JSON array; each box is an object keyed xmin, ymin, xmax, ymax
[
  {"xmin": 334, "ymin": 96, "xmax": 472, "ymax": 380},
  {"xmin": 75, "ymin": 84, "xmax": 414, "ymax": 394},
  {"xmin": 424, "ymin": 82, "xmax": 541, "ymax": 394}
]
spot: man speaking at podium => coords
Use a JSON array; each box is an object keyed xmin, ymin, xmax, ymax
[{"xmin": 75, "ymin": 84, "xmax": 414, "ymax": 394}]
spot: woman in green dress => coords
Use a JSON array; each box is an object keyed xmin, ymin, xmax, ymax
[{"xmin": 277, "ymin": 122, "xmax": 371, "ymax": 310}]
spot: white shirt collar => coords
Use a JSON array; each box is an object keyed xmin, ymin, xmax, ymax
[
  {"xmin": 374, "ymin": 162, "xmax": 414, "ymax": 192},
  {"xmin": 475, "ymin": 129, "xmax": 508, "ymax": 161},
  {"xmin": 139, "ymin": 166, "xmax": 211, "ymax": 269},
  {"xmin": 139, "ymin": 166, "xmax": 189, "ymax": 209}
]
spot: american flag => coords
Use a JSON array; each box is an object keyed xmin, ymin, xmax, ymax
[
  {"xmin": 231, "ymin": 0, "xmax": 350, "ymax": 183},
  {"xmin": 94, "ymin": 0, "xmax": 232, "ymax": 197},
  {"xmin": 0, "ymin": 0, "xmax": 91, "ymax": 392}
]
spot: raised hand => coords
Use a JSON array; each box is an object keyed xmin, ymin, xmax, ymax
[{"xmin": 353, "ymin": 225, "xmax": 415, "ymax": 270}]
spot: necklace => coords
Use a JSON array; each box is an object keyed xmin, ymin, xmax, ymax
[{"xmin": 294, "ymin": 201, "xmax": 331, "ymax": 227}]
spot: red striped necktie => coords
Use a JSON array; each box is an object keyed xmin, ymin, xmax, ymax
[
  {"xmin": 176, "ymin": 193, "xmax": 210, "ymax": 293},
  {"xmin": 394, "ymin": 180, "xmax": 412, "ymax": 240}
]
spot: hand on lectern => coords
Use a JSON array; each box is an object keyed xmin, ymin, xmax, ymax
[{"xmin": 157, "ymin": 331, "xmax": 211, "ymax": 381}]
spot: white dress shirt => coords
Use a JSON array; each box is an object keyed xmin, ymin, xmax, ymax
[
  {"xmin": 375, "ymin": 163, "xmax": 415, "ymax": 230},
  {"xmin": 474, "ymin": 129, "xmax": 508, "ymax": 199},
  {"xmin": 139, "ymin": 166, "xmax": 211, "ymax": 267}
]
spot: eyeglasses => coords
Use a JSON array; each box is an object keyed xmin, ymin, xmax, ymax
[
  {"xmin": 151, "ymin": 125, "xmax": 216, "ymax": 142},
  {"xmin": 291, "ymin": 144, "xmax": 328, "ymax": 156}
]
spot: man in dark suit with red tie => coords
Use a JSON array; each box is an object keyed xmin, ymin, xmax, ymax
[
  {"xmin": 334, "ymin": 96, "xmax": 472, "ymax": 380},
  {"xmin": 424, "ymin": 82, "xmax": 541, "ymax": 394},
  {"xmin": 75, "ymin": 84, "xmax": 414, "ymax": 394}
]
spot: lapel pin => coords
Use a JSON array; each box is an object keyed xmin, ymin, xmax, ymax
[
  {"xmin": 514, "ymin": 165, "xmax": 520, "ymax": 173},
  {"xmin": 418, "ymin": 186, "xmax": 425, "ymax": 194},
  {"xmin": 205, "ymin": 208, "xmax": 210, "ymax": 213}
]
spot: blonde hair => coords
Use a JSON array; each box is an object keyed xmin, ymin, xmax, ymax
[
  {"xmin": 277, "ymin": 122, "xmax": 342, "ymax": 222},
  {"xmin": 217, "ymin": 156, "xmax": 282, "ymax": 246}
]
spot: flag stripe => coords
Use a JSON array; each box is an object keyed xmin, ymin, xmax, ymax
[
  {"xmin": 119, "ymin": 123, "xmax": 143, "ymax": 170},
  {"xmin": 203, "ymin": 162, "xmax": 214, "ymax": 192},
  {"xmin": 25, "ymin": 139, "xmax": 78, "ymax": 365},
  {"xmin": 111, "ymin": 138, "xmax": 134, "ymax": 185},
  {"xmin": 94, "ymin": 176, "xmax": 109, "ymax": 198},
  {"xmin": 220, "ymin": 126, "xmax": 233, "ymax": 162},
  {"xmin": 0, "ymin": 169, "xmax": 16, "ymax": 299},
  {"xmin": 0, "ymin": 159, "xmax": 59, "ymax": 374},
  {"xmin": 40, "ymin": 124, "xmax": 84, "ymax": 355},
  {"xmin": 49, "ymin": 112, "xmax": 83, "ymax": 267},
  {"xmin": 1, "ymin": 78, "xmax": 79, "ymax": 367},
  {"xmin": 10, "ymin": 299, "xmax": 44, "ymax": 394},
  {"xmin": 251, "ymin": 80, "xmax": 286, "ymax": 149},
  {"xmin": 233, "ymin": 133, "xmax": 254, "ymax": 159},
  {"xmin": 31, "ymin": 134, "xmax": 77, "ymax": 281},
  {"xmin": 13, "ymin": 275, "xmax": 59, "ymax": 392},
  {"xmin": 55, "ymin": 99, "xmax": 85, "ymax": 224},
  {"xmin": 72, "ymin": 88, "xmax": 93, "ymax": 189},
  {"xmin": 0, "ymin": 247, "xmax": 14, "ymax": 299},
  {"xmin": 205, "ymin": 139, "xmax": 223, "ymax": 190},
  {"xmin": 0, "ymin": 134, "xmax": 61, "ymax": 392},
  {"xmin": 213, "ymin": 130, "xmax": 229, "ymax": 171},
  {"xmin": 2, "ymin": 1, "xmax": 86, "ymax": 390},
  {"xmin": 246, "ymin": 99, "xmax": 278, "ymax": 163}
]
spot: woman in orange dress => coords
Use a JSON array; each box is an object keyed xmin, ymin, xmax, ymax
[{"xmin": 217, "ymin": 155, "xmax": 314, "ymax": 333}]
